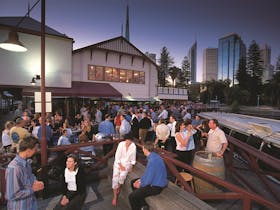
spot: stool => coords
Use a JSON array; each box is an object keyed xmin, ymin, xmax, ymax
[{"xmin": 175, "ymin": 172, "xmax": 194, "ymax": 191}]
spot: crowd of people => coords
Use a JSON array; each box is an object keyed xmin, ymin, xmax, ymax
[{"xmin": 1, "ymin": 100, "xmax": 228, "ymax": 210}]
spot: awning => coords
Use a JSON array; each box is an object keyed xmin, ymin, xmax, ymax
[{"xmin": 22, "ymin": 81, "xmax": 122, "ymax": 98}]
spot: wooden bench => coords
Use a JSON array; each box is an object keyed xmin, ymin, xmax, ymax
[{"xmin": 109, "ymin": 158, "xmax": 215, "ymax": 210}]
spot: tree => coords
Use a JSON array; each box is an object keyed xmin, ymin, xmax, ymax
[
  {"xmin": 158, "ymin": 47, "xmax": 174, "ymax": 86},
  {"xmin": 275, "ymin": 55, "xmax": 280, "ymax": 73},
  {"xmin": 177, "ymin": 56, "xmax": 191, "ymax": 87},
  {"xmin": 247, "ymin": 40, "xmax": 263, "ymax": 103},
  {"xmin": 168, "ymin": 66, "xmax": 181, "ymax": 87},
  {"xmin": 236, "ymin": 57, "xmax": 250, "ymax": 90},
  {"xmin": 247, "ymin": 40, "xmax": 263, "ymax": 82},
  {"xmin": 264, "ymin": 72, "xmax": 280, "ymax": 106},
  {"xmin": 200, "ymin": 80, "xmax": 228, "ymax": 104},
  {"xmin": 188, "ymin": 83, "xmax": 200, "ymax": 102}
]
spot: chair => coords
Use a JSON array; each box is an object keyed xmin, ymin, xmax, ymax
[{"xmin": 175, "ymin": 172, "xmax": 194, "ymax": 191}]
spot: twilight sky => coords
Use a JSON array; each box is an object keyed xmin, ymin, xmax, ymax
[{"xmin": 1, "ymin": 0, "xmax": 280, "ymax": 81}]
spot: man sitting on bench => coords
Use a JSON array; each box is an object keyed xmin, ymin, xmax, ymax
[{"xmin": 129, "ymin": 141, "xmax": 167, "ymax": 210}]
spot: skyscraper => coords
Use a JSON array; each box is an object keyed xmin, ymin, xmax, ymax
[
  {"xmin": 218, "ymin": 33, "xmax": 246, "ymax": 85},
  {"xmin": 260, "ymin": 44, "xmax": 272, "ymax": 83},
  {"xmin": 188, "ymin": 41, "xmax": 197, "ymax": 83},
  {"xmin": 203, "ymin": 48, "xmax": 218, "ymax": 82}
]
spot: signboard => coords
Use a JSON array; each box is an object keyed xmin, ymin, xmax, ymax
[{"xmin": 34, "ymin": 92, "xmax": 52, "ymax": 113}]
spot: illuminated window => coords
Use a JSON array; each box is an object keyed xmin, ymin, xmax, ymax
[
  {"xmin": 95, "ymin": 66, "xmax": 104, "ymax": 81},
  {"xmin": 112, "ymin": 68, "xmax": 120, "ymax": 82},
  {"xmin": 120, "ymin": 69, "xmax": 126, "ymax": 83},
  {"xmin": 88, "ymin": 65, "xmax": 145, "ymax": 84},
  {"xmin": 139, "ymin": 72, "xmax": 145, "ymax": 84},
  {"xmin": 127, "ymin": 70, "xmax": 133, "ymax": 83},
  {"xmin": 88, "ymin": 65, "xmax": 96, "ymax": 80},
  {"xmin": 105, "ymin": 67, "xmax": 113, "ymax": 81},
  {"xmin": 133, "ymin": 71, "xmax": 140, "ymax": 83}
]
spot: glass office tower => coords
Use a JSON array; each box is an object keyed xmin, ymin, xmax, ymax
[
  {"xmin": 218, "ymin": 34, "xmax": 246, "ymax": 85},
  {"xmin": 188, "ymin": 41, "xmax": 197, "ymax": 83}
]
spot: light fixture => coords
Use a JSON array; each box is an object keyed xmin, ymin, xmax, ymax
[
  {"xmin": 30, "ymin": 75, "xmax": 41, "ymax": 85},
  {"xmin": 0, "ymin": 31, "xmax": 27, "ymax": 52},
  {"xmin": 30, "ymin": 77, "xmax": 36, "ymax": 85}
]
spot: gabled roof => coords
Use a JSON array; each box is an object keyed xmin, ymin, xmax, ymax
[
  {"xmin": 0, "ymin": 16, "xmax": 69, "ymax": 38},
  {"xmin": 73, "ymin": 36, "xmax": 157, "ymax": 67}
]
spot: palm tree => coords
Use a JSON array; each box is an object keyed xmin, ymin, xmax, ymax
[{"xmin": 169, "ymin": 66, "xmax": 180, "ymax": 87}]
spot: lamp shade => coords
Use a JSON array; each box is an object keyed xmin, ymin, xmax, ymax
[{"xmin": 0, "ymin": 31, "xmax": 27, "ymax": 52}]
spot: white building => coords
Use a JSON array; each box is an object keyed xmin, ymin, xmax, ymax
[
  {"xmin": 0, "ymin": 17, "xmax": 73, "ymax": 88},
  {"xmin": 72, "ymin": 36, "xmax": 158, "ymax": 101},
  {"xmin": 1, "ymin": 16, "xmax": 187, "ymax": 102}
]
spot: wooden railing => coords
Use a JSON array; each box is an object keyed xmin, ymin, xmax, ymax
[{"xmin": 133, "ymin": 140, "xmax": 279, "ymax": 210}]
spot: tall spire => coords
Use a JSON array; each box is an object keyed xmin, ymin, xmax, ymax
[
  {"xmin": 27, "ymin": 1, "xmax": 30, "ymax": 17},
  {"xmin": 125, "ymin": 0, "xmax": 130, "ymax": 41}
]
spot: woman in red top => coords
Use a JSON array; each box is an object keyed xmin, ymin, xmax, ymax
[{"xmin": 114, "ymin": 112, "xmax": 122, "ymax": 135}]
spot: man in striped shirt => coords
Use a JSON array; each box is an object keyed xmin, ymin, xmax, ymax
[{"xmin": 5, "ymin": 136, "xmax": 44, "ymax": 210}]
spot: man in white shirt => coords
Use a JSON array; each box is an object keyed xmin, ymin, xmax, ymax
[
  {"xmin": 154, "ymin": 119, "xmax": 170, "ymax": 148},
  {"xmin": 119, "ymin": 115, "xmax": 131, "ymax": 138},
  {"xmin": 112, "ymin": 133, "xmax": 136, "ymax": 207},
  {"xmin": 167, "ymin": 115, "xmax": 177, "ymax": 152},
  {"xmin": 95, "ymin": 107, "xmax": 102, "ymax": 124},
  {"xmin": 206, "ymin": 119, "xmax": 228, "ymax": 157}
]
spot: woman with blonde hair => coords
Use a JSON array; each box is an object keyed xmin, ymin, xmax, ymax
[
  {"xmin": 79, "ymin": 119, "xmax": 94, "ymax": 141},
  {"xmin": 1, "ymin": 121, "xmax": 14, "ymax": 152}
]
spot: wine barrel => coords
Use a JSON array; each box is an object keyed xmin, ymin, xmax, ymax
[{"xmin": 192, "ymin": 151, "xmax": 225, "ymax": 193}]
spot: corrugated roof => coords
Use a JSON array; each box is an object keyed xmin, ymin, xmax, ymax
[
  {"xmin": 73, "ymin": 36, "xmax": 158, "ymax": 67},
  {"xmin": 0, "ymin": 16, "xmax": 68, "ymax": 38}
]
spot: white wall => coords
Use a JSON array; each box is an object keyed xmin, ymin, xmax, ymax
[
  {"xmin": 73, "ymin": 49, "xmax": 158, "ymax": 99},
  {"xmin": 0, "ymin": 29, "xmax": 72, "ymax": 87}
]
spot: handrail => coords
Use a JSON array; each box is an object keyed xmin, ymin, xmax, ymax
[
  {"xmin": 134, "ymin": 141, "xmax": 279, "ymax": 210},
  {"xmin": 48, "ymin": 139, "xmax": 122, "ymax": 152},
  {"xmin": 161, "ymin": 155, "xmax": 279, "ymax": 210},
  {"xmin": 226, "ymin": 134, "xmax": 280, "ymax": 170}
]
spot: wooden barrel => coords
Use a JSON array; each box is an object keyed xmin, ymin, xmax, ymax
[{"xmin": 192, "ymin": 151, "xmax": 225, "ymax": 193}]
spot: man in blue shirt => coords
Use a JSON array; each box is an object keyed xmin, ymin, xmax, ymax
[
  {"xmin": 98, "ymin": 114, "xmax": 115, "ymax": 155},
  {"xmin": 5, "ymin": 136, "xmax": 44, "ymax": 210},
  {"xmin": 98, "ymin": 114, "xmax": 115, "ymax": 136},
  {"xmin": 129, "ymin": 141, "xmax": 167, "ymax": 210},
  {"xmin": 37, "ymin": 117, "xmax": 53, "ymax": 147}
]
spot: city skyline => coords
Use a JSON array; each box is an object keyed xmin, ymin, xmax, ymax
[{"xmin": 1, "ymin": 0, "xmax": 280, "ymax": 82}]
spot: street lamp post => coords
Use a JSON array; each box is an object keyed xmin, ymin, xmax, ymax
[{"xmin": 40, "ymin": 0, "xmax": 47, "ymax": 168}]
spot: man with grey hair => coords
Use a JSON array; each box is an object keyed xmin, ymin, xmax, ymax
[{"xmin": 206, "ymin": 119, "xmax": 228, "ymax": 157}]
